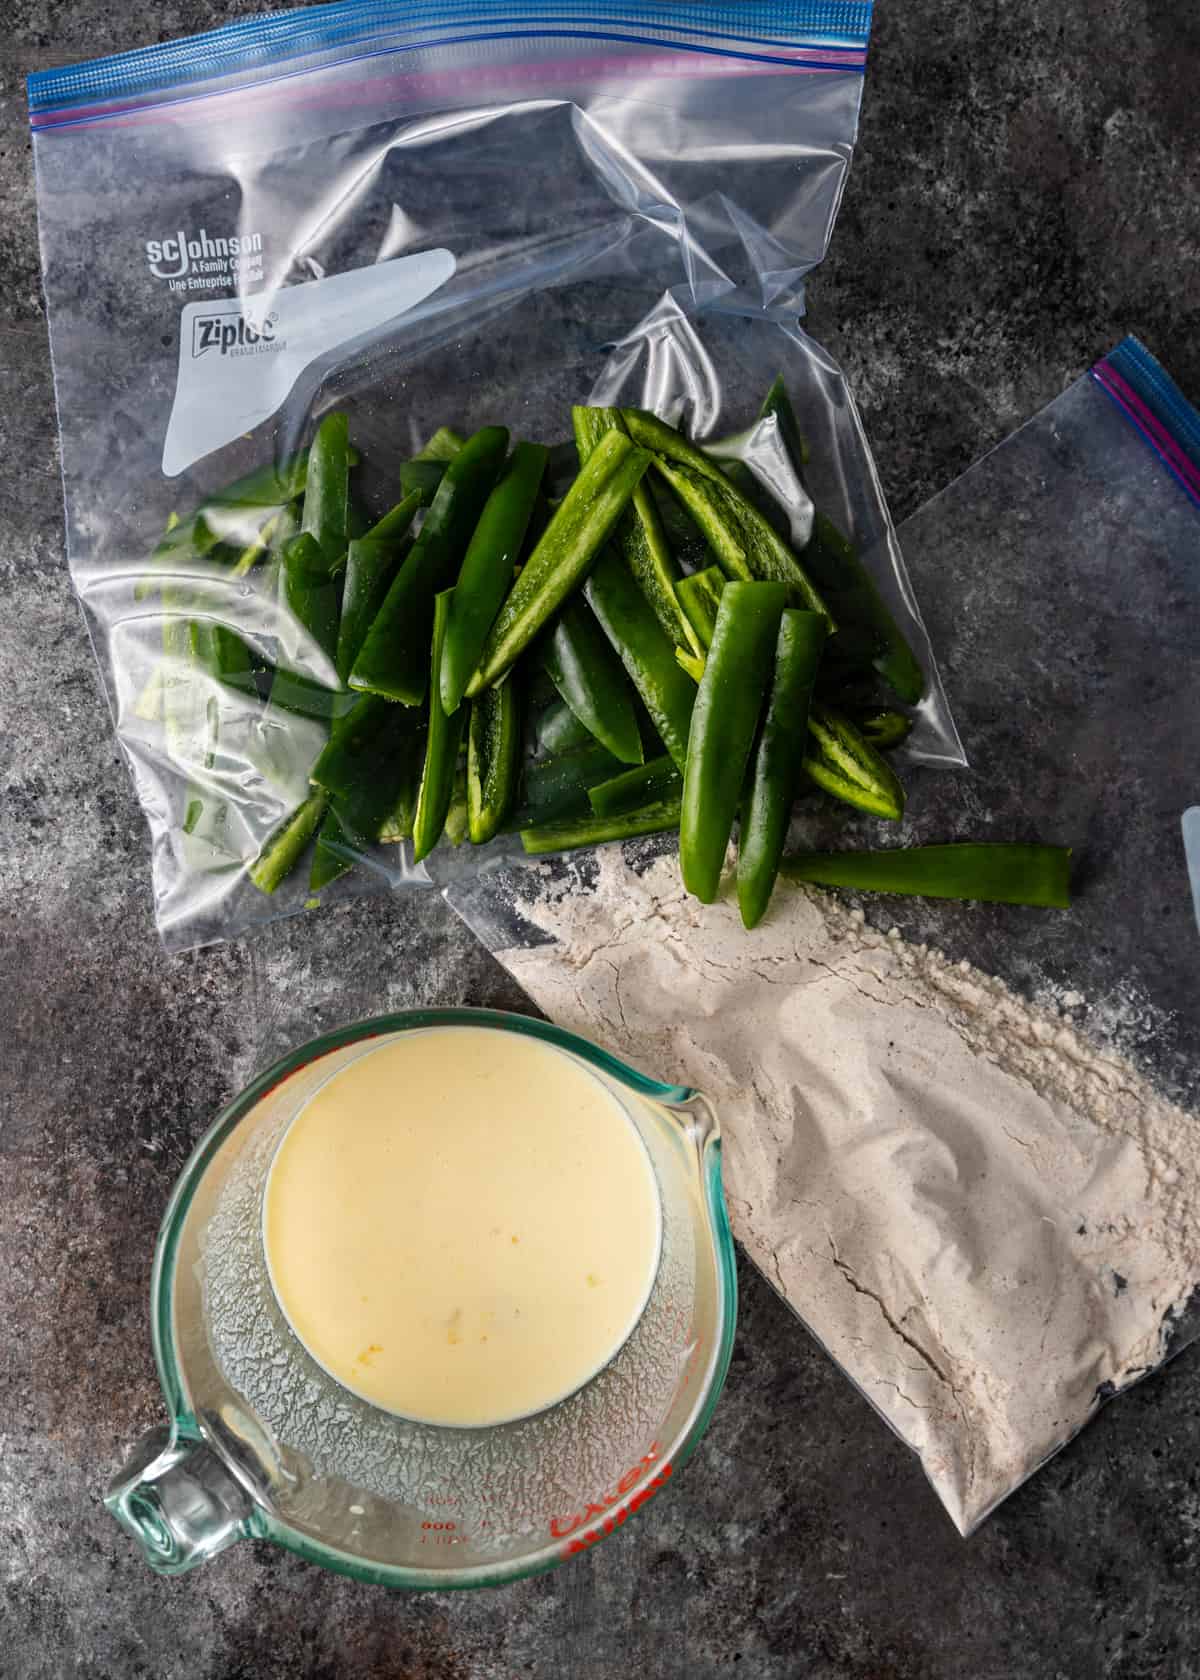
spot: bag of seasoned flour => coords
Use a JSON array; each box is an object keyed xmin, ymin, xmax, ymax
[
  {"xmin": 29, "ymin": 0, "xmax": 962, "ymax": 950},
  {"xmin": 448, "ymin": 336, "xmax": 1200, "ymax": 1535}
]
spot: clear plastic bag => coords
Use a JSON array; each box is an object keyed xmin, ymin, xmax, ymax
[
  {"xmin": 29, "ymin": 0, "xmax": 962, "ymax": 950},
  {"xmin": 446, "ymin": 334, "xmax": 1200, "ymax": 1534},
  {"xmin": 898, "ymin": 335, "xmax": 1200, "ymax": 1108}
]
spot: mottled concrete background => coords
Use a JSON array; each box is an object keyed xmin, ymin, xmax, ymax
[{"xmin": 3, "ymin": 4, "xmax": 1200, "ymax": 1677}]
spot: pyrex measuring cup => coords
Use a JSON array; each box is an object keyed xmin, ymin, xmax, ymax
[{"xmin": 106, "ymin": 1009, "xmax": 736, "ymax": 1587}]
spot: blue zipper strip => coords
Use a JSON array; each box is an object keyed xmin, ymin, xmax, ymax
[
  {"xmin": 29, "ymin": 0, "xmax": 872, "ymax": 116},
  {"xmin": 32, "ymin": 35, "xmax": 867, "ymax": 135},
  {"xmin": 1090, "ymin": 335, "xmax": 1200, "ymax": 512},
  {"xmin": 1103, "ymin": 335, "xmax": 1200, "ymax": 471}
]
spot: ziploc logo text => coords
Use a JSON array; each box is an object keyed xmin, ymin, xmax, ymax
[{"xmin": 191, "ymin": 310, "xmax": 280, "ymax": 359}]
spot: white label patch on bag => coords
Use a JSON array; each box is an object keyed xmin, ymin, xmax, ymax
[
  {"xmin": 162, "ymin": 250, "xmax": 456, "ymax": 477},
  {"xmin": 1183, "ymin": 808, "xmax": 1200, "ymax": 937}
]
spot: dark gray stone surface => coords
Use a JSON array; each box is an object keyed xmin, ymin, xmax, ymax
[{"xmin": 3, "ymin": 4, "xmax": 1200, "ymax": 1676}]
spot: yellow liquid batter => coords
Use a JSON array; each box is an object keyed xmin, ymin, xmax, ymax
[{"xmin": 263, "ymin": 1026, "xmax": 662, "ymax": 1426}]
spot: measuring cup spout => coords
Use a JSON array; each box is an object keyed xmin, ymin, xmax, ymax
[
  {"xmin": 105, "ymin": 1422, "xmax": 254, "ymax": 1576},
  {"xmin": 664, "ymin": 1089, "xmax": 721, "ymax": 1158}
]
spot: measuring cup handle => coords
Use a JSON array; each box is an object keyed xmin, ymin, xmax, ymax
[{"xmin": 105, "ymin": 1422, "xmax": 254, "ymax": 1575}]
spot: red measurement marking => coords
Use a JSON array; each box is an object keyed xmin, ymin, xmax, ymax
[
  {"xmin": 549, "ymin": 1444, "xmax": 670, "ymax": 1542},
  {"xmin": 559, "ymin": 1464, "xmax": 674, "ymax": 1556}
]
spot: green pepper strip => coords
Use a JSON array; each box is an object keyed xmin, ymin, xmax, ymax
[
  {"xmin": 351, "ymin": 426, "xmax": 508, "ymax": 705},
  {"xmin": 364, "ymin": 493, "xmax": 424, "ymax": 545},
  {"xmin": 622, "ymin": 407, "xmax": 832, "ymax": 625},
  {"xmin": 516, "ymin": 741, "xmax": 624, "ymax": 828},
  {"xmin": 170, "ymin": 601, "xmax": 291, "ymax": 863},
  {"xmin": 257, "ymin": 502, "xmax": 301, "ymax": 609},
  {"xmin": 301, "ymin": 412, "xmax": 351, "ymax": 565},
  {"xmin": 231, "ymin": 505, "xmax": 287, "ymax": 580},
  {"xmin": 309, "ymin": 694, "xmax": 397, "ymax": 799},
  {"xmin": 226, "ymin": 498, "xmax": 419, "ymax": 719},
  {"xmin": 588, "ymin": 754, "xmax": 681, "ymax": 818},
  {"xmin": 212, "ymin": 450, "xmax": 316, "ymax": 511},
  {"xmin": 158, "ymin": 602, "xmax": 202, "ymax": 768},
  {"xmin": 399, "ymin": 426, "xmax": 466, "ymax": 506},
  {"xmin": 283, "ymin": 532, "xmax": 342, "ymax": 669},
  {"xmin": 378, "ymin": 714, "xmax": 430, "ymax": 844},
  {"xmin": 467, "ymin": 678, "xmax": 522, "ymax": 843},
  {"xmin": 398, "ymin": 460, "xmax": 449, "ymax": 507},
  {"xmin": 310, "ymin": 810, "xmax": 355, "ymax": 891},
  {"xmin": 680, "ymin": 581, "xmax": 789, "ymax": 902},
  {"xmin": 440, "ymin": 442, "xmax": 549, "ymax": 715},
  {"xmin": 536, "ymin": 697, "xmax": 596, "ymax": 757},
  {"xmin": 656, "ymin": 456, "xmax": 831, "ymax": 624},
  {"xmin": 311, "ymin": 704, "xmax": 429, "ymax": 888},
  {"xmin": 467, "ymin": 430, "xmax": 652, "ymax": 694},
  {"xmin": 521, "ymin": 796, "xmax": 682, "ymax": 856},
  {"xmin": 347, "ymin": 493, "xmax": 375, "ymax": 542},
  {"xmin": 169, "ymin": 621, "xmax": 241, "ymax": 862},
  {"xmin": 584, "ymin": 548, "xmax": 697, "ymax": 772},
  {"xmin": 650, "ymin": 479, "xmax": 714, "ymax": 575},
  {"xmin": 674, "ymin": 566, "xmax": 726, "ymax": 651},
  {"xmin": 250, "ymin": 788, "xmax": 328, "ymax": 894},
  {"xmin": 737, "ymin": 610, "xmax": 828, "ymax": 929},
  {"xmin": 413, "ymin": 592, "xmax": 468, "ymax": 862},
  {"xmin": 619, "ymin": 408, "xmax": 728, "ymax": 485},
  {"xmin": 804, "ymin": 513, "xmax": 925, "ymax": 706},
  {"xmin": 335, "ymin": 492, "xmax": 422, "ymax": 685},
  {"xmin": 782, "ymin": 843, "xmax": 1072, "ymax": 908},
  {"xmin": 263, "ymin": 671, "xmax": 362, "ymax": 725},
  {"xmin": 443, "ymin": 763, "xmax": 470, "ymax": 848},
  {"xmin": 284, "ymin": 418, "xmax": 354, "ymax": 728},
  {"xmin": 804, "ymin": 703, "xmax": 906, "ymax": 821},
  {"xmin": 539, "ymin": 595, "xmax": 644, "ymax": 766},
  {"xmin": 853, "ymin": 708, "xmax": 914, "ymax": 751},
  {"xmin": 572, "ymin": 407, "xmax": 701, "ymax": 655},
  {"xmin": 148, "ymin": 506, "xmax": 306, "ymax": 720},
  {"xmin": 312, "ymin": 478, "xmax": 447, "ymax": 862},
  {"xmin": 206, "ymin": 624, "xmax": 271, "ymax": 703},
  {"xmin": 160, "ymin": 446, "xmax": 357, "ymax": 586},
  {"xmin": 134, "ymin": 451, "xmax": 314, "ymax": 601},
  {"xmin": 421, "ymin": 426, "xmax": 466, "ymax": 462}
]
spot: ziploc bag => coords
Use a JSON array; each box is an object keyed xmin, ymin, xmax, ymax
[
  {"xmin": 445, "ymin": 337, "xmax": 1200, "ymax": 1534},
  {"xmin": 28, "ymin": 0, "xmax": 962, "ymax": 951}
]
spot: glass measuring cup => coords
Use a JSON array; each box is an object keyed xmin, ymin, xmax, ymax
[{"xmin": 106, "ymin": 1009, "xmax": 736, "ymax": 1587}]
